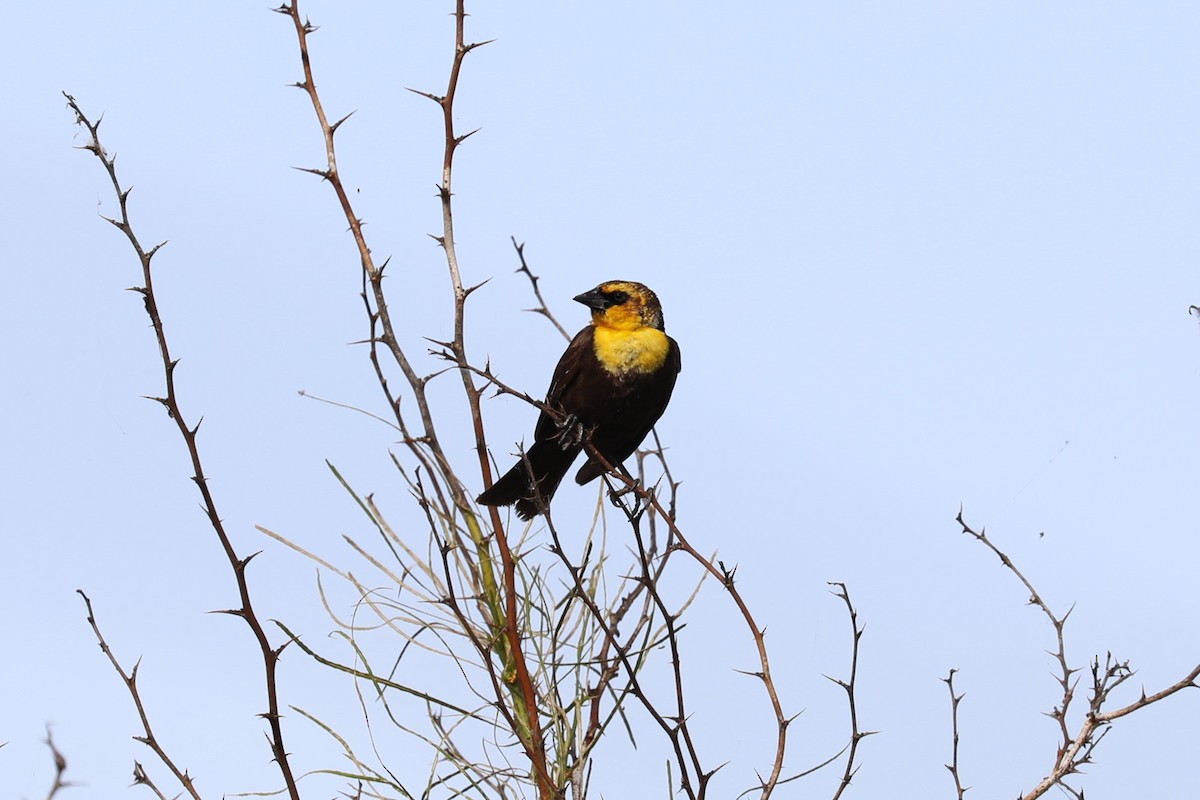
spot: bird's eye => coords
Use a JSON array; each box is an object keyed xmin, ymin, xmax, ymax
[{"xmin": 607, "ymin": 290, "xmax": 630, "ymax": 305}]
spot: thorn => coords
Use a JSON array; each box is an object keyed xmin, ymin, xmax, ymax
[
  {"xmin": 405, "ymin": 87, "xmax": 442, "ymax": 103},
  {"xmin": 293, "ymin": 166, "xmax": 333, "ymax": 181},
  {"xmin": 330, "ymin": 110, "xmax": 356, "ymax": 134},
  {"xmin": 464, "ymin": 277, "xmax": 490, "ymax": 297}
]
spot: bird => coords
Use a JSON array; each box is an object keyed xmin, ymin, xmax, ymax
[{"xmin": 477, "ymin": 280, "xmax": 681, "ymax": 520}]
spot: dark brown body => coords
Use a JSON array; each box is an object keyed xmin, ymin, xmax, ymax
[{"xmin": 478, "ymin": 282, "xmax": 681, "ymax": 520}]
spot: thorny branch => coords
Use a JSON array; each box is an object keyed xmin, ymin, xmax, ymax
[
  {"xmin": 600, "ymin": 457, "xmax": 792, "ymax": 798},
  {"xmin": 132, "ymin": 762, "xmax": 171, "ymax": 800},
  {"xmin": 566, "ymin": 443, "xmax": 795, "ymax": 800},
  {"xmin": 42, "ymin": 729, "xmax": 73, "ymax": 800},
  {"xmin": 77, "ymin": 591, "xmax": 202, "ymax": 800},
  {"xmin": 512, "ymin": 237, "xmax": 570, "ymax": 341},
  {"xmin": 275, "ymin": 2, "xmax": 554, "ymax": 797},
  {"xmin": 942, "ymin": 669, "xmax": 968, "ymax": 800},
  {"xmin": 546, "ymin": 491, "xmax": 711, "ymax": 799},
  {"xmin": 826, "ymin": 582, "xmax": 876, "ymax": 800},
  {"xmin": 65, "ymin": 93, "xmax": 299, "ymax": 800},
  {"xmin": 956, "ymin": 510, "xmax": 1200, "ymax": 799}
]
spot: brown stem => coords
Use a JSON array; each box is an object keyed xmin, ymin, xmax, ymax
[
  {"xmin": 277, "ymin": 3, "xmax": 553, "ymax": 795},
  {"xmin": 941, "ymin": 669, "xmax": 968, "ymax": 800},
  {"xmin": 511, "ymin": 237, "xmax": 570, "ymax": 341},
  {"xmin": 539, "ymin": 507, "xmax": 707, "ymax": 800},
  {"xmin": 78, "ymin": 591, "xmax": 203, "ymax": 800},
  {"xmin": 827, "ymin": 583, "xmax": 875, "ymax": 800},
  {"xmin": 588, "ymin": 443, "xmax": 791, "ymax": 799},
  {"xmin": 65, "ymin": 93, "xmax": 299, "ymax": 800},
  {"xmin": 956, "ymin": 510, "xmax": 1200, "ymax": 799},
  {"xmin": 42, "ymin": 728, "xmax": 74, "ymax": 800}
]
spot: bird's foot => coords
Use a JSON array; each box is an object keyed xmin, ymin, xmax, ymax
[
  {"xmin": 607, "ymin": 481, "xmax": 644, "ymax": 518},
  {"xmin": 554, "ymin": 414, "xmax": 589, "ymax": 450}
]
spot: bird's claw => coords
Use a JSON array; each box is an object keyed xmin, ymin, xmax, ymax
[
  {"xmin": 555, "ymin": 413, "xmax": 589, "ymax": 450},
  {"xmin": 607, "ymin": 482, "xmax": 643, "ymax": 517}
]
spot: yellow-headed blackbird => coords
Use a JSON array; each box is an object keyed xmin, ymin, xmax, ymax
[{"xmin": 477, "ymin": 280, "xmax": 681, "ymax": 520}]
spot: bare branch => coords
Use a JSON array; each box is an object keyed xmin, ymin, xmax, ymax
[
  {"xmin": 511, "ymin": 237, "xmax": 570, "ymax": 341},
  {"xmin": 826, "ymin": 582, "xmax": 876, "ymax": 800},
  {"xmin": 941, "ymin": 669, "xmax": 968, "ymax": 800},
  {"xmin": 77, "ymin": 591, "xmax": 202, "ymax": 800},
  {"xmin": 956, "ymin": 510, "xmax": 1200, "ymax": 799},
  {"xmin": 42, "ymin": 728, "xmax": 73, "ymax": 800},
  {"xmin": 66, "ymin": 93, "xmax": 299, "ymax": 800}
]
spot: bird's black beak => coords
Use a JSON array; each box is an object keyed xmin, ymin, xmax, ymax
[{"xmin": 573, "ymin": 288, "xmax": 610, "ymax": 311}]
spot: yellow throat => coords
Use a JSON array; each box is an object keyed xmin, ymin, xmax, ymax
[{"xmin": 592, "ymin": 325, "xmax": 671, "ymax": 376}]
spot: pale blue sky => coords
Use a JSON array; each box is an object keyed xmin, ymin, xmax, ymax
[{"xmin": 4, "ymin": 3, "xmax": 1199, "ymax": 798}]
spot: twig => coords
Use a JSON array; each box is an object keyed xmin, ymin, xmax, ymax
[
  {"xmin": 539, "ymin": 504, "xmax": 710, "ymax": 800},
  {"xmin": 132, "ymin": 762, "xmax": 171, "ymax": 800},
  {"xmin": 276, "ymin": 3, "xmax": 554, "ymax": 795},
  {"xmin": 511, "ymin": 237, "xmax": 569, "ymax": 341},
  {"xmin": 941, "ymin": 669, "xmax": 968, "ymax": 800},
  {"xmin": 956, "ymin": 509, "xmax": 1200, "ymax": 799},
  {"xmin": 42, "ymin": 728, "xmax": 73, "ymax": 800},
  {"xmin": 625, "ymin": 507, "xmax": 709, "ymax": 797},
  {"xmin": 65, "ymin": 93, "xmax": 299, "ymax": 800},
  {"xmin": 77, "ymin": 592, "xmax": 202, "ymax": 800},
  {"xmin": 415, "ymin": 4, "xmax": 553, "ymax": 794},
  {"xmin": 584, "ymin": 443, "xmax": 792, "ymax": 799},
  {"xmin": 826, "ymin": 582, "xmax": 876, "ymax": 800}
]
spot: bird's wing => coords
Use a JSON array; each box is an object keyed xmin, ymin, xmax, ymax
[
  {"xmin": 533, "ymin": 326, "xmax": 594, "ymax": 441},
  {"xmin": 668, "ymin": 335, "xmax": 681, "ymax": 374}
]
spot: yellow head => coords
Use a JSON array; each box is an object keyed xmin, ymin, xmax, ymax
[{"xmin": 573, "ymin": 281, "xmax": 666, "ymax": 332}]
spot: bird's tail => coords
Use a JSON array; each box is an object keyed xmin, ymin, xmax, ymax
[{"xmin": 477, "ymin": 441, "xmax": 580, "ymax": 520}]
